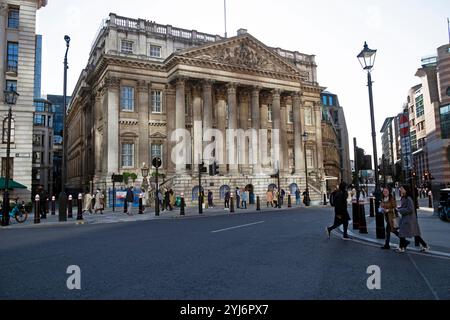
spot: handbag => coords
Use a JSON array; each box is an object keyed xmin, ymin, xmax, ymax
[{"xmin": 392, "ymin": 216, "xmax": 400, "ymax": 229}]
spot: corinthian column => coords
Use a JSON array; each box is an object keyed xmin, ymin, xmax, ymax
[
  {"xmin": 251, "ymin": 87, "xmax": 261, "ymax": 174},
  {"xmin": 165, "ymin": 85, "xmax": 176, "ymax": 175},
  {"xmin": 193, "ymin": 84, "xmax": 202, "ymax": 174},
  {"xmin": 202, "ymin": 80, "xmax": 213, "ymax": 170},
  {"xmin": 272, "ymin": 89, "xmax": 282, "ymax": 172},
  {"xmin": 215, "ymin": 87, "xmax": 227, "ymax": 167},
  {"xmin": 227, "ymin": 83, "xmax": 238, "ymax": 175},
  {"xmin": 175, "ymin": 78, "xmax": 187, "ymax": 175},
  {"xmin": 293, "ymin": 92, "xmax": 304, "ymax": 175}
]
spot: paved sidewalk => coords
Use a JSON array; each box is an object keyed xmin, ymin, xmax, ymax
[
  {"xmin": 338, "ymin": 199, "xmax": 450, "ymax": 258},
  {"xmin": 0, "ymin": 202, "xmax": 313, "ymax": 230}
]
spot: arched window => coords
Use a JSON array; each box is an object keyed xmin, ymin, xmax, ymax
[
  {"xmin": 219, "ymin": 185, "xmax": 230, "ymax": 199},
  {"xmin": 2, "ymin": 117, "xmax": 14, "ymax": 144},
  {"xmin": 289, "ymin": 183, "xmax": 299, "ymax": 195}
]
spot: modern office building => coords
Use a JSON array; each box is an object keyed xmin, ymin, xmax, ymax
[{"xmin": 0, "ymin": 0, "xmax": 48, "ymax": 200}]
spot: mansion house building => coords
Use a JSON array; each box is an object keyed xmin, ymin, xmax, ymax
[{"xmin": 67, "ymin": 13, "xmax": 333, "ymax": 204}]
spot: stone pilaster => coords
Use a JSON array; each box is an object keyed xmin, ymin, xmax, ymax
[
  {"xmin": 215, "ymin": 87, "xmax": 227, "ymax": 168},
  {"xmin": 202, "ymin": 80, "xmax": 214, "ymax": 169},
  {"xmin": 105, "ymin": 76, "xmax": 120, "ymax": 175},
  {"xmin": 137, "ymin": 80, "xmax": 149, "ymax": 171},
  {"xmin": 192, "ymin": 84, "xmax": 202, "ymax": 174},
  {"xmin": 251, "ymin": 87, "xmax": 261, "ymax": 174},
  {"xmin": 175, "ymin": 77, "xmax": 187, "ymax": 175},
  {"xmin": 280, "ymin": 96, "xmax": 289, "ymax": 173},
  {"xmin": 165, "ymin": 85, "xmax": 176, "ymax": 175},
  {"xmin": 293, "ymin": 92, "xmax": 304, "ymax": 175},
  {"xmin": 227, "ymin": 83, "xmax": 238, "ymax": 175},
  {"xmin": 238, "ymin": 90, "xmax": 249, "ymax": 173},
  {"xmin": 272, "ymin": 89, "xmax": 282, "ymax": 172}
]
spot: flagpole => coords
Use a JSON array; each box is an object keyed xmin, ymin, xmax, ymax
[
  {"xmin": 447, "ymin": 17, "xmax": 450, "ymax": 44},
  {"xmin": 224, "ymin": 0, "xmax": 227, "ymax": 38}
]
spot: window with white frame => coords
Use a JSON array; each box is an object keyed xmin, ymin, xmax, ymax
[
  {"xmin": 2, "ymin": 117, "xmax": 15, "ymax": 143},
  {"xmin": 287, "ymin": 105, "xmax": 293, "ymax": 123},
  {"xmin": 149, "ymin": 45, "xmax": 162, "ymax": 58},
  {"xmin": 151, "ymin": 144, "xmax": 162, "ymax": 167},
  {"xmin": 151, "ymin": 91, "xmax": 162, "ymax": 113},
  {"xmin": 121, "ymin": 143, "xmax": 134, "ymax": 167},
  {"xmin": 305, "ymin": 107, "xmax": 313, "ymax": 125},
  {"xmin": 121, "ymin": 86, "xmax": 135, "ymax": 111},
  {"xmin": 268, "ymin": 104, "xmax": 273, "ymax": 122},
  {"xmin": 121, "ymin": 40, "xmax": 134, "ymax": 54}
]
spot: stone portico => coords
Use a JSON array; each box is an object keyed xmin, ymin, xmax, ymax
[{"xmin": 67, "ymin": 14, "xmax": 326, "ymax": 205}]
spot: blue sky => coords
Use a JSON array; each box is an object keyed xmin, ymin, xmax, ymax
[{"xmin": 36, "ymin": 0, "xmax": 450, "ymax": 159}]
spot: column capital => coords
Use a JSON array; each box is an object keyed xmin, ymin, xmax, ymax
[
  {"xmin": 215, "ymin": 86, "xmax": 227, "ymax": 100},
  {"xmin": 292, "ymin": 91, "xmax": 303, "ymax": 99},
  {"xmin": 104, "ymin": 76, "xmax": 120, "ymax": 90},
  {"xmin": 137, "ymin": 80, "xmax": 149, "ymax": 92},
  {"xmin": 238, "ymin": 90, "xmax": 250, "ymax": 103},
  {"xmin": 192, "ymin": 83, "xmax": 202, "ymax": 97},
  {"xmin": 227, "ymin": 83, "xmax": 237, "ymax": 94},
  {"xmin": 272, "ymin": 89, "xmax": 282, "ymax": 98},
  {"xmin": 202, "ymin": 79, "xmax": 215, "ymax": 89},
  {"xmin": 252, "ymin": 86, "xmax": 262, "ymax": 96},
  {"xmin": 175, "ymin": 76, "xmax": 188, "ymax": 88}
]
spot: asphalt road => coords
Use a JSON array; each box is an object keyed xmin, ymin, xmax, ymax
[{"xmin": 0, "ymin": 207, "xmax": 449, "ymax": 300}]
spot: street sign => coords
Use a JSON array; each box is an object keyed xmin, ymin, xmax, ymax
[
  {"xmin": 112, "ymin": 174, "xmax": 123, "ymax": 183},
  {"xmin": 399, "ymin": 114, "xmax": 409, "ymax": 137},
  {"xmin": 152, "ymin": 157, "xmax": 162, "ymax": 168}
]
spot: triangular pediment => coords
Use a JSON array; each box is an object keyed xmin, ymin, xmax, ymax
[
  {"xmin": 172, "ymin": 34, "xmax": 302, "ymax": 76},
  {"xmin": 150, "ymin": 132, "xmax": 167, "ymax": 139}
]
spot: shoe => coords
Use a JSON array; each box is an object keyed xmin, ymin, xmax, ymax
[
  {"xmin": 396, "ymin": 248, "xmax": 406, "ymax": 253},
  {"xmin": 343, "ymin": 236, "xmax": 351, "ymax": 241},
  {"xmin": 420, "ymin": 246, "xmax": 430, "ymax": 252},
  {"xmin": 405, "ymin": 240, "xmax": 411, "ymax": 248},
  {"xmin": 326, "ymin": 227, "xmax": 331, "ymax": 239},
  {"xmin": 381, "ymin": 245, "xmax": 391, "ymax": 250}
]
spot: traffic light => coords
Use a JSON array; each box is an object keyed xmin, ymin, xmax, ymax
[
  {"xmin": 209, "ymin": 161, "xmax": 220, "ymax": 176},
  {"xmin": 199, "ymin": 162, "xmax": 207, "ymax": 173}
]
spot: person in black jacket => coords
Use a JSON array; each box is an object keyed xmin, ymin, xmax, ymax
[{"xmin": 326, "ymin": 182, "xmax": 351, "ymax": 240}]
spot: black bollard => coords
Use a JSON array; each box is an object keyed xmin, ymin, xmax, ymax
[
  {"xmin": 138, "ymin": 193, "xmax": 144, "ymax": 214},
  {"xmin": 288, "ymin": 195, "xmax": 292, "ymax": 208},
  {"xmin": 58, "ymin": 193, "xmax": 67, "ymax": 222},
  {"xmin": 180, "ymin": 194, "xmax": 185, "ymax": 216},
  {"xmin": 369, "ymin": 197, "xmax": 375, "ymax": 217},
  {"xmin": 323, "ymin": 194, "xmax": 327, "ymax": 206},
  {"xmin": 230, "ymin": 195, "xmax": 235, "ymax": 213},
  {"xmin": 77, "ymin": 193, "xmax": 83, "ymax": 220},
  {"xmin": 359, "ymin": 200, "xmax": 368, "ymax": 234},
  {"xmin": 428, "ymin": 193, "xmax": 433, "ymax": 208},
  {"xmin": 352, "ymin": 199, "xmax": 360, "ymax": 230},
  {"xmin": 256, "ymin": 196, "xmax": 261, "ymax": 211},
  {"xmin": 34, "ymin": 194, "xmax": 41, "ymax": 224},
  {"xmin": 67, "ymin": 195, "xmax": 73, "ymax": 219},
  {"xmin": 51, "ymin": 196, "xmax": 56, "ymax": 215},
  {"xmin": 124, "ymin": 199, "xmax": 128, "ymax": 214}
]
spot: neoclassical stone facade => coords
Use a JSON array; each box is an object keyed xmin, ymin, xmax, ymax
[{"xmin": 67, "ymin": 14, "xmax": 327, "ymax": 204}]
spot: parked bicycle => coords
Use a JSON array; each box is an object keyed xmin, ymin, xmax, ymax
[{"xmin": 0, "ymin": 201, "xmax": 28, "ymax": 223}]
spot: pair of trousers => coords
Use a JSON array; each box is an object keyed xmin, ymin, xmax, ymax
[
  {"xmin": 400, "ymin": 236, "xmax": 427, "ymax": 248},
  {"xmin": 224, "ymin": 200, "xmax": 229, "ymax": 208},
  {"xmin": 241, "ymin": 201, "xmax": 247, "ymax": 209},
  {"xmin": 385, "ymin": 222, "xmax": 399, "ymax": 246},
  {"xmin": 328, "ymin": 218, "xmax": 349, "ymax": 237}
]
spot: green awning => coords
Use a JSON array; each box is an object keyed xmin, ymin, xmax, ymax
[{"xmin": 0, "ymin": 177, "xmax": 28, "ymax": 190}]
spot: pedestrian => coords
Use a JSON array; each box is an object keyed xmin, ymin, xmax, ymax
[
  {"xmin": 302, "ymin": 188, "xmax": 310, "ymax": 206},
  {"xmin": 83, "ymin": 188, "xmax": 93, "ymax": 214},
  {"xmin": 280, "ymin": 189, "xmax": 285, "ymax": 206},
  {"xmin": 157, "ymin": 189, "xmax": 164, "ymax": 210},
  {"xmin": 396, "ymin": 185, "xmax": 430, "ymax": 253},
  {"xmin": 94, "ymin": 189, "xmax": 105, "ymax": 214},
  {"xmin": 379, "ymin": 187, "xmax": 399, "ymax": 249},
  {"xmin": 169, "ymin": 189, "xmax": 176, "ymax": 209},
  {"xmin": 329, "ymin": 185, "xmax": 339, "ymax": 207},
  {"xmin": 37, "ymin": 186, "xmax": 47, "ymax": 219},
  {"xmin": 266, "ymin": 189, "xmax": 273, "ymax": 207},
  {"xmin": 241, "ymin": 189, "xmax": 248, "ymax": 209},
  {"xmin": 235, "ymin": 187, "xmax": 241, "ymax": 209},
  {"xmin": 125, "ymin": 186, "xmax": 134, "ymax": 215},
  {"xmin": 207, "ymin": 190, "xmax": 214, "ymax": 208},
  {"xmin": 295, "ymin": 188, "xmax": 301, "ymax": 205},
  {"xmin": 224, "ymin": 190, "xmax": 230, "ymax": 209},
  {"xmin": 273, "ymin": 189, "xmax": 279, "ymax": 208},
  {"xmin": 326, "ymin": 182, "xmax": 351, "ymax": 240}
]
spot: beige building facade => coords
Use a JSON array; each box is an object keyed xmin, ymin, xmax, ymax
[
  {"xmin": 0, "ymin": 0, "xmax": 47, "ymax": 200},
  {"xmin": 68, "ymin": 14, "xmax": 327, "ymax": 204}
]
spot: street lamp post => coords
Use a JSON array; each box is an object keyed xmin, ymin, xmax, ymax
[
  {"xmin": 1, "ymin": 85, "xmax": 19, "ymax": 226},
  {"xmin": 357, "ymin": 41, "xmax": 385, "ymax": 239},
  {"xmin": 141, "ymin": 162, "xmax": 149, "ymax": 208},
  {"xmin": 302, "ymin": 131, "xmax": 310, "ymax": 206},
  {"xmin": 59, "ymin": 35, "xmax": 70, "ymax": 221}
]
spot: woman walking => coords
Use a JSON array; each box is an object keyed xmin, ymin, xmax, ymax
[
  {"xmin": 94, "ymin": 189, "xmax": 105, "ymax": 214},
  {"xmin": 326, "ymin": 182, "xmax": 351, "ymax": 240},
  {"xmin": 266, "ymin": 189, "xmax": 273, "ymax": 207},
  {"xmin": 379, "ymin": 187, "xmax": 399, "ymax": 249},
  {"xmin": 397, "ymin": 185, "xmax": 430, "ymax": 253}
]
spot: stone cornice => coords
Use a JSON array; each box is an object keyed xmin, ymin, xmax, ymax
[
  {"xmin": 149, "ymin": 121, "xmax": 167, "ymax": 127},
  {"xmin": 119, "ymin": 119, "xmax": 139, "ymax": 125}
]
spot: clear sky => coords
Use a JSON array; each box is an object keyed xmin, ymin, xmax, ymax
[{"xmin": 36, "ymin": 0, "xmax": 450, "ymax": 160}]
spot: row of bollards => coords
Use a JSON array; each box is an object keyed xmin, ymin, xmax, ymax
[{"xmin": 34, "ymin": 193, "xmax": 83, "ymax": 224}]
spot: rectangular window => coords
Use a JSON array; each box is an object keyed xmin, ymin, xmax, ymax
[
  {"xmin": 267, "ymin": 104, "xmax": 273, "ymax": 122},
  {"xmin": 410, "ymin": 130, "xmax": 417, "ymax": 152},
  {"xmin": 33, "ymin": 152, "xmax": 42, "ymax": 165},
  {"xmin": 121, "ymin": 143, "xmax": 134, "ymax": 167},
  {"xmin": 151, "ymin": 91, "xmax": 162, "ymax": 113},
  {"xmin": 287, "ymin": 105, "xmax": 293, "ymax": 123},
  {"xmin": 121, "ymin": 86, "xmax": 135, "ymax": 111},
  {"xmin": 329, "ymin": 96, "xmax": 334, "ymax": 106},
  {"xmin": 151, "ymin": 144, "xmax": 162, "ymax": 167},
  {"xmin": 305, "ymin": 107, "xmax": 313, "ymax": 125},
  {"xmin": 48, "ymin": 116, "xmax": 52, "ymax": 128},
  {"xmin": 121, "ymin": 40, "xmax": 133, "ymax": 54},
  {"xmin": 34, "ymin": 115, "xmax": 45, "ymax": 126},
  {"xmin": 306, "ymin": 149, "xmax": 313, "ymax": 168},
  {"xmin": 416, "ymin": 94, "xmax": 424, "ymax": 117},
  {"xmin": 149, "ymin": 45, "xmax": 162, "ymax": 58},
  {"xmin": 33, "ymin": 134, "xmax": 42, "ymax": 146},
  {"xmin": 440, "ymin": 104, "xmax": 450, "ymax": 139},
  {"xmin": 322, "ymin": 96, "xmax": 327, "ymax": 106},
  {"xmin": 8, "ymin": 8, "xmax": 19, "ymax": 29},
  {"xmin": 7, "ymin": 42, "xmax": 19, "ymax": 73},
  {"xmin": 6, "ymin": 80, "xmax": 17, "ymax": 92}
]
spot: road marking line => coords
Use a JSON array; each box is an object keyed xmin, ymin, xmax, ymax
[
  {"xmin": 407, "ymin": 254, "xmax": 440, "ymax": 300},
  {"xmin": 211, "ymin": 221, "xmax": 265, "ymax": 233}
]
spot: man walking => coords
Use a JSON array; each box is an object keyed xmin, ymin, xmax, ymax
[
  {"xmin": 208, "ymin": 190, "xmax": 214, "ymax": 208},
  {"xmin": 326, "ymin": 182, "xmax": 351, "ymax": 240},
  {"xmin": 295, "ymin": 189, "xmax": 301, "ymax": 205},
  {"xmin": 224, "ymin": 190, "xmax": 230, "ymax": 209},
  {"xmin": 236, "ymin": 187, "xmax": 241, "ymax": 209},
  {"xmin": 126, "ymin": 186, "xmax": 134, "ymax": 215}
]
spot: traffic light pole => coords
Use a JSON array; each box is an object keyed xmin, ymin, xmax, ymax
[{"xmin": 198, "ymin": 162, "xmax": 203, "ymax": 214}]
